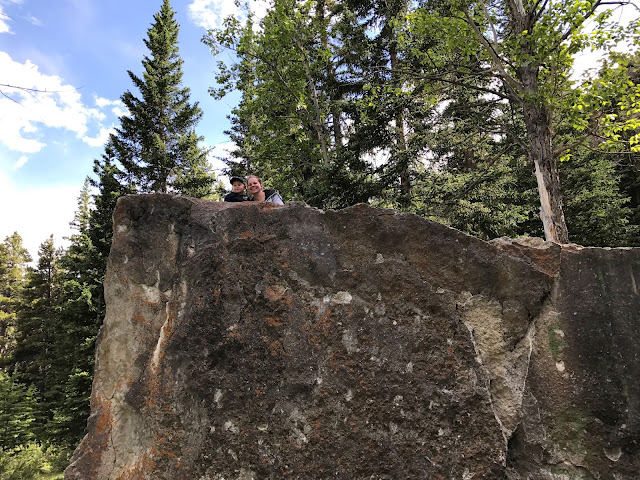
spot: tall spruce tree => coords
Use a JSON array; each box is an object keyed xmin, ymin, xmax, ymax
[
  {"xmin": 0, "ymin": 371, "xmax": 37, "ymax": 451},
  {"xmin": 0, "ymin": 234, "xmax": 32, "ymax": 367},
  {"xmin": 112, "ymin": 0, "xmax": 213, "ymax": 197},
  {"xmin": 12, "ymin": 236, "xmax": 63, "ymax": 438}
]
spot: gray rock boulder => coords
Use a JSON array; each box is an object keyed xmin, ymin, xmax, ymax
[{"xmin": 65, "ymin": 195, "xmax": 640, "ymax": 479}]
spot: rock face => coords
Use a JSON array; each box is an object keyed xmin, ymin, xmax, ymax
[{"xmin": 65, "ymin": 195, "xmax": 640, "ymax": 480}]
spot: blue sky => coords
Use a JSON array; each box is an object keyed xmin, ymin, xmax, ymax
[{"xmin": 0, "ymin": 0, "xmax": 269, "ymax": 259}]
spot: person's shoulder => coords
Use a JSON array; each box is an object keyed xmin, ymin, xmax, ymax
[{"xmin": 264, "ymin": 189, "xmax": 284, "ymax": 204}]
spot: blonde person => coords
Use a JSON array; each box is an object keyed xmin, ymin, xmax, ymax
[{"xmin": 247, "ymin": 175, "xmax": 284, "ymax": 205}]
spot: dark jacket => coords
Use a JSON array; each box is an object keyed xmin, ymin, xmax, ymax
[{"xmin": 224, "ymin": 192, "xmax": 249, "ymax": 202}]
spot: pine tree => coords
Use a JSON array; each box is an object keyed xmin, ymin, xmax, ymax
[
  {"xmin": 0, "ymin": 372, "xmax": 37, "ymax": 451},
  {"xmin": 0, "ymin": 233, "xmax": 32, "ymax": 367},
  {"xmin": 112, "ymin": 0, "xmax": 213, "ymax": 197},
  {"xmin": 12, "ymin": 236, "xmax": 63, "ymax": 436}
]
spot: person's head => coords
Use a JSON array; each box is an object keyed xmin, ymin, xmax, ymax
[
  {"xmin": 230, "ymin": 176, "xmax": 245, "ymax": 194},
  {"xmin": 247, "ymin": 175, "xmax": 263, "ymax": 195}
]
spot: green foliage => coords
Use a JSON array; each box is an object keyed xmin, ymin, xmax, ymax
[
  {"xmin": 10, "ymin": 237, "xmax": 64, "ymax": 440},
  {"xmin": 205, "ymin": 0, "xmax": 639, "ymax": 245},
  {"xmin": 112, "ymin": 0, "xmax": 213, "ymax": 196},
  {"xmin": 414, "ymin": 161, "xmax": 540, "ymax": 240},
  {"xmin": 0, "ymin": 233, "xmax": 31, "ymax": 367},
  {"xmin": 561, "ymin": 151, "xmax": 637, "ymax": 246},
  {"xmin": 0, "ymin": 372, "xmax": 37, "ymax": 451},
  {"xmin": 0, "ymin": 444, "xmax": 65, "ymax": 480},
  {"xmin": 0, "ymin": 445, "xmax": 46, "ymax": 480}
]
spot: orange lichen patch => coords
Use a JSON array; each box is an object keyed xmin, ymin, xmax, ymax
[
  {"xmin": 120, "ymin": 279, "xmax": 128, "ymax": 285},
  {"xmin": 116, "ymin": 453, "xmax": 156, "ymax": 480},
  {"xmin": 150, "ymin": 447, "xmax": 177, "ymax": 459},
  {"xmin": 265, "ymin": 337, "xmax": 287, "ymax": 357},
  {"xmin": 131, "ymin": 291, "xmax": 160, "ymax": 308},
  {"xmin": 265, "ymin": 317, "xmax": 283, "ymax": 327},
  {"xmin": 310, "ymin": 310, "xmax": 335, "ymax": 338},
  {"xmin": 240, "ymin": 231, "xmax": 255, "ymax": 239},
  {"xmin": 93, "ymin": 396, "xmax": 114, "ymax": 438},
  {"xmin": 265, "ymin": 285, "xmax": 287, "ymax": 302},
  {"xmin": 133, "ymin": 313, "xmax": 146, "ymax": 323},
  {"xmin": 282, "ymin": 262, "xmax": 289, "ymax": 268},
  {"xmin": 214, "ymin": 289, "xmax": 221, "ymax": 297}
]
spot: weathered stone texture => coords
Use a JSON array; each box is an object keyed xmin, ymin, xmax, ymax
[{"xmin": 65, "ymin": 195, "xmax": 640, "ymax": 479}]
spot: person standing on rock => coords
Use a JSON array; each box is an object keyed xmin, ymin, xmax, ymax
[
  {"xmin": 223, "ymin": 176, "xmax": 250, "ymax": 202},
  {"xmin": 247, "ymin": 175, "xmax": 284, "ymax": 204}
]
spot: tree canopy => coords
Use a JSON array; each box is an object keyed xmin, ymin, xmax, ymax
[{"xmin": 111, "ymin": 0, "xmax": 214, "ymax": 197}]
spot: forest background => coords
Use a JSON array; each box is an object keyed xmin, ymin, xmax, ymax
[{"xmin": 1, "ymin": 0, "xmax": 640, "ymax": 477}]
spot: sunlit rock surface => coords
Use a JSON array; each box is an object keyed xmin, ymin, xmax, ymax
[{"xmin": 65, "ymin": 195, "xmax": 640, "ymax": 479}]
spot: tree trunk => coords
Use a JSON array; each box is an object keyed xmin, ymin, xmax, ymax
[
  {"xmin": 294, "ymin": 37, "xmax": 330, "ymax": 165},
  {"xmin": 389, "ymin": 25, "xmax": 411, "ymax": 206},
  {"xmin": 507, "ymin": 0, "xmax": 569, "ymax": 244},
  {"xmin": 520, "ymin": 73, "xmax": 569, "ymax": 244}
]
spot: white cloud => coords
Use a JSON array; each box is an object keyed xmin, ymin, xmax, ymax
[
  {"xmin": 187, "ymin": 0, "xmax": 270, "ymax": 30},
  {"xmin": 112, "ymin": 105, "xmax": 127, "ymax": 117},
  {"xmin": 94, "ymin": 96, "xmax": 126, "ymax": 117},
  {"xmin": 0, "ymin": 6, "xmax": 12, "ymax": 33},
  {"xmin": 25, "ymin": 15, "xmax": 42, "ymax": 27},
  {"xmin": 14, "ymin": 155, "xmax": 28, "ymax": 168},
  {"xmin": 207, "ymin": 141, "xmax": 235, "ymax": 181},
  {"xmin": 188, "ymin": 0, "xmax": 236, "ymax": 30},
  {"xmin": 209, "ymin": 139, "xmax": 235, "ymax": 159},
  {"xmin": 95, "ymin": 95, "xmax": 114, "ymax": 108},
  {"xmin": 0, "ymin": 170, "xmax": 78, "ymax": 260},
  {"xmin": 0, "ymin": 52, "xmax": 118, "ymax": 153},
  {"xmin": 82, "ymin": 126, "xmax": 113, "ymax": 148}
]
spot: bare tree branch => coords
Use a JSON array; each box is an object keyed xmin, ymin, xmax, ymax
[
  {"xmin": 464, "ymin": 9, "xmax": 524, "ymax": 98},
  {"xmin": 0, "ymin": 83, "xmax": 78, "ymax": 94}
]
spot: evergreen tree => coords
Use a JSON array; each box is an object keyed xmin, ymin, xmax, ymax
[
  {"xmin": 0, "ymin": 372, "xmax": 37, "ymax": 451},
  {"xmin": 112, "ymin": 0, "xmax": 213, "ymax": 197},
  {"xmin": 11, "ymin": 236, "xmax": 63, "ymax": 437},
  {"xmin": 46, "ymin": 184, "xmax": 101, "ymax": 449},
  {"xmin": 0, "ymin": 233, "xmax": 32, "ymax": 367}
]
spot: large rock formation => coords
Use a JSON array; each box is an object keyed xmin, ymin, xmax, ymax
[{"xmin": 65, "ymin": 195, "xmax": 640, "ymax": 479}]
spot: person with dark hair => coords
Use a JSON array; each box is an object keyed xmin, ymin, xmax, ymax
[
  {"xmin": 247, "ymin": 175, "xmax": 284, "ymax": 204},
  {"xmin": 224, "ymin": 176, "xmax": 249, "ymax": 202}
]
